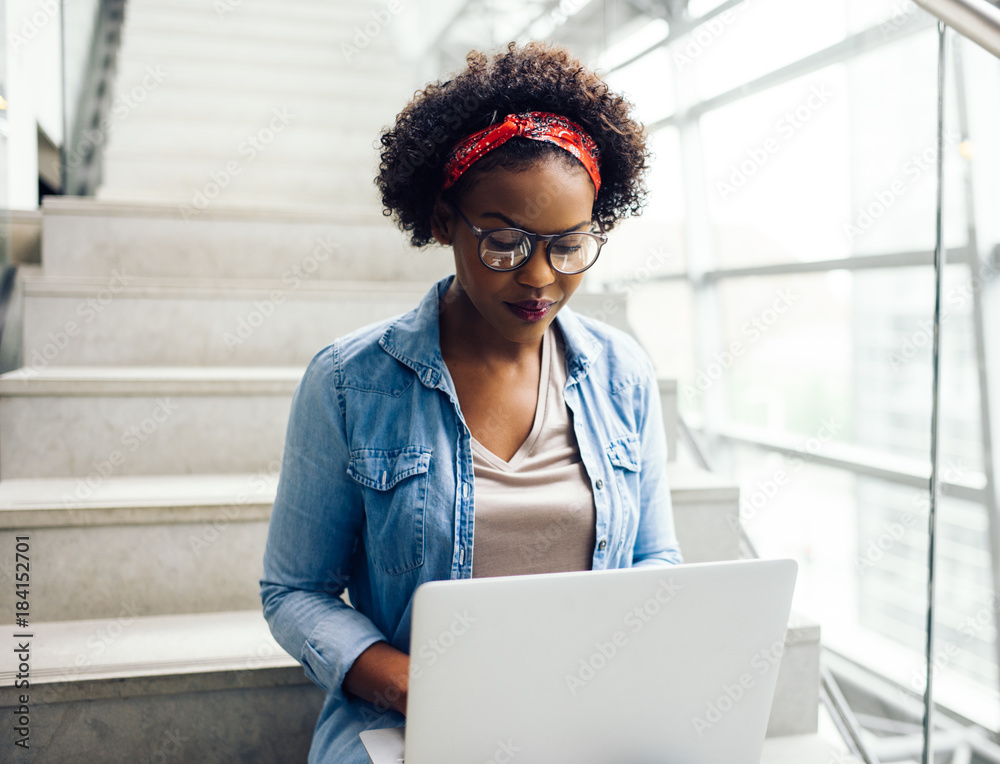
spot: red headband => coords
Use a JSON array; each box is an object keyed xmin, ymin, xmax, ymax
[{"xmin": 442, "ymin": 111, "xmax": 601, "ymax": 197}]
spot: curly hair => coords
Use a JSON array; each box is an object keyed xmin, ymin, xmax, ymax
[{"xmin": 376, "ymin": 42, "xmax": 650, "ymax": 247}]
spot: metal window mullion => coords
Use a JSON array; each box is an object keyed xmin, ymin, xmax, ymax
[
  {"xmin": 672, "ymin": 43, "xmax": 728, "ymax": 465},
  {"xmin": 951, "ymin": 37, "xmax": 1000, "ymax": 696},
  {"xmin": 706, "ymin": 424, "xmax": 987, "ymax": 504}
]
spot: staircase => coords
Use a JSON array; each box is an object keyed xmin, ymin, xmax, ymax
[{"xmin": 0, "ymin": 1, "xmax": 832, "ymax": 761}]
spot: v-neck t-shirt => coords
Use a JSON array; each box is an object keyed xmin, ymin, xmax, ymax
[{"xmin": 470, "ymin": 327, "xmax": 597, "ymax": 578}]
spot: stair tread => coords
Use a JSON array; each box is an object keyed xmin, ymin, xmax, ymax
[
  {"xmin": 23, "ymin": 275, "xmax": 433, "ymax": 296},
  {"xmin": 0, "ymin": 610, "xmax": 294, "ymax": 686},
  {"xmin": 0, "ymin": 456, "xmax": 741, "ymax": 529},
  {"xmin": 42, "ymin": 194, "xmax": 387, "ymax": 222},
  {"xmin": 0, "ymin": 366, "xmax": 306, "ymax": 397},
  {"xmin": 0, "ymin": 472, "xmax": 277, "ymax": 513},
  {"xmin": 665, "ymin": 463, "xmax": 740, "ymax": 500},
  {"xmin": 760, "ymin": 731, "xmax": 857, "ymax": 763}
]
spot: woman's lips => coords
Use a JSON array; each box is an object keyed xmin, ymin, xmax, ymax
[{"xmin": 506, "ymin": 300, "xmax": 555, "ymax": 322}]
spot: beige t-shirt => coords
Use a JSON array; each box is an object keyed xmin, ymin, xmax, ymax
[{"xmin": 470, "ymin": 327, "xmax": 597, "ymax": 578}]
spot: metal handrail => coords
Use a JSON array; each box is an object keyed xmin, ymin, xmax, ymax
[{"xmin": 914, "ymin": 0, "xmax": 1000, "ymax": 57}]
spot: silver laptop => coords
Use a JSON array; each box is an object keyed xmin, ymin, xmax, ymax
[{"xmin": 361, "ymin": 558, "xmax": 797, "ymax": 764}]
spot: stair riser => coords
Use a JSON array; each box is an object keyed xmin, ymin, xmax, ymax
[
  {"xmin": 100, "ymin": 90, "xmax": 402, "ymax": 126},
  {"xmin": 22, "ymin": 289, "xmax": 628, "ymax": 367},
  {"xmin": 98, "ymin": 159, "xmax": 383, "ymax": 206},
  {"xmin": 768, "ymin": 630, "xmax": 821, "ymax": 737},
  {"xmin": 0, "ymin": 680, "xmax": 324, "ymax": 764},
  {"xmin": 105, "ymin": 125, "xmax": 383, "ymax": 164},
  {"xmin": 41, "ymin": 214, "xmax": 443, "ymax": 280},
  {"xmin": 22, "ymin": 289, "xmax": 428, "ymax": 366},
  {"xmin": 112, "ymin": 58, "xmax": 408, "ymax": 98},
  {"xmin": 0, "ymin": 494, "xmax": 722, "ymax": 622},
  {"xmin": 9, "ymin": 523, "xmax": 320, "ymax": 620},
  {"xmin": 671, "ymin": 497, "xmax": 739, "ymax": 563},
  {"xmin": 0, "ymin": 394, "xmax": 289, "ymax": 479},
  {"xmin": 0, "ymin": 522, "xmax": 268, "ymax": 620}
]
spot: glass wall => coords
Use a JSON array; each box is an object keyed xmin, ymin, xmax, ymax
[{"xmin": 596, "ymin": 0, "xmax": 1000, "ymax": 729}]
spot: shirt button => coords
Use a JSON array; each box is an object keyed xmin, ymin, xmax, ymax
[
  {"xmin": 598, "ymin": 539, "xmax": 607, "ymax": 551},
  {"xmin": 595, "ymin": 479, "xmax": 604, "ymax": 489}
]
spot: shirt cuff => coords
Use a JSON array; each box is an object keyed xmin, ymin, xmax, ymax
[{"xmin": 300, "ymin": 606, "xmax": 389, "ymax": 695}]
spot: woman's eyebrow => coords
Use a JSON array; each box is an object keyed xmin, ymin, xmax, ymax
[{"xmin": 480, "ymin": 211, "xmax": 591, "ymax": 234}]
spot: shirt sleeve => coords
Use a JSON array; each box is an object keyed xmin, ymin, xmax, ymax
[
  {"xmin": 631, "ymin": 360, "xmax": 684, "ymax": 567},
  {"xmin": 260, "ymin": 345, "xmax": 387, "ymax": 694}
]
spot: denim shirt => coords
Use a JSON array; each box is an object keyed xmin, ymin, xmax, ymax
[{"xmin": 260, "ymin": 276, "xmax": 682, "ymax": 764}]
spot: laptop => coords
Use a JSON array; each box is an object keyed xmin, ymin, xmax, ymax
[{"xmin": 361, "ymin": 558, "xmax": 798, "ymax": 764}]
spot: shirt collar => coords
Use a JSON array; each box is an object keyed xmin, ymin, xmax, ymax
[{"xmin": 378, "ymin": 275, "xmax": 603, "ymax": 388}]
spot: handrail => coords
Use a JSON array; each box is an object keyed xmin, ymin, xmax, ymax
[
  {"xmin": 0, "ymin": 266, "xmax": 18, "ymax": 352},
  {"xmin": 61, "ymin": 0, "xmax": 127, "ymax": 196},
  {"xmin": 913, "ymin": 0, "xmax": 1000, "ymax": 58}
]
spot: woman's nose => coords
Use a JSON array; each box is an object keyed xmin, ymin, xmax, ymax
[{"xmin": 516, "ymin": 240, "xmax": 556, "ymax": 288}]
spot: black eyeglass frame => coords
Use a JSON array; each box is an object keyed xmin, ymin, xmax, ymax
[{"xmin": 450, "ymin": 203, "xmax": 607, "ymax": 275}]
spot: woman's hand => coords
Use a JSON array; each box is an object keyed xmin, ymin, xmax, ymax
[{"xmin": 343, "ymin": 641, "xmax": 410, "ymax": 716}]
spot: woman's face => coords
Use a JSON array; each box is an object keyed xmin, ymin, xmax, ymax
[{"xmin": 437, "ymin": 157, "xmax": 597, "ymax": 349}]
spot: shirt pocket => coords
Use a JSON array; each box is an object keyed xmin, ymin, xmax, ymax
[
  {"xmin": 348, "ymin": 446, "xmax": 432, "ymax": 576},
  {"xmin": 604, "ymin": 434, "xmax": 641, "ymax": 554}
]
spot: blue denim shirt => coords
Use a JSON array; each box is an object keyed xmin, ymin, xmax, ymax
[{"xmin": 260, "ymin": 276, "xmax": 682, "ymax": 764}]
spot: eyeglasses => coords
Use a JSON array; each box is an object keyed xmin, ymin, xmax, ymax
[{"xmin": 451, "ymin": 204, "xmax": 606, "ymax": 275}]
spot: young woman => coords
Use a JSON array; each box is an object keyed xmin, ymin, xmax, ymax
[{"xmin": 260, "ymin": 42, "xmax": 682, "ymax": 764}]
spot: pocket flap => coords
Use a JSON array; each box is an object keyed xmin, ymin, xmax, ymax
[
  {"xmin": 605, "ymin": 434, "xmax": 641, "ymax": 472},
  {"xmin": 348, "ymin": 447, "xmax": 432, "ymax": 491}
]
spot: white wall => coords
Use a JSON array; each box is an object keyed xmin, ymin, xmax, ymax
[{"xmin": 6, "ymin": 0, "xmax": 63, "ymax": 209}]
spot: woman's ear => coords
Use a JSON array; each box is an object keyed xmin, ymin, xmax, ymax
[{"xmin": 429, "ymin": 196, "xmax": 454, "ymax": 246}]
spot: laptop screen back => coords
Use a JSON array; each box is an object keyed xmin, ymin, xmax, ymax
[{"xmin": 404, "ymin": 558, "xmax": 798, "ymax": 764}]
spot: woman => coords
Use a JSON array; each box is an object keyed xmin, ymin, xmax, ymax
[{"xmin": 260, "ymin": 41, "xmax": 682, "ymax": 764}]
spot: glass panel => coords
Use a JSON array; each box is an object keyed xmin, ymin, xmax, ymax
[
  {"xmin": 852, "ymin": 265, "xmax": 984, "ymax": 474},
  {"xmin": 700, "ymin": 65, "xmax": 852, "ymax": 267},
  {"xmin": 591, "ymin": 127, "xmax": 686, "ymax": 285},
  {"xmin": 843, "ymin": 29, "xmax": 968, "ymax": 256},
  {"xmin": 728, "ymin": 446, "xmax": 1000, "ymax": 724},
  {"xmin": 604, "ymin": 45, "xmax": 675, "ymax": 126},
  {"xmin": 685, "ymin": 0, "xmax": 848, "ymax": 102},
  {"xmin": 713, "ymin": 272, "xmax": 853, "ymax": 437},
  {"xmin": 707, "ymin": 266, "xmax": 985, "ymax": 477},
  {"xmin": 628, "ymin": 280, "xmax": 696, "ymax": 385}
]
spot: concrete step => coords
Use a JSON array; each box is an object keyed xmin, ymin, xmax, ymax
[
  {"xmin": 0, "ymin": 610, "xmax": 323, "ymax": 763},
  {"xmin": 0, "ymin": 473, "xmax": 277, "ymax": 619},
  {"xmin": 97, "ymin": 154, "xmax": 384, "ymax": 208},
  {"xmin": 40, "ymin": 197, "xmax": 439, "ymax": 280},
  {"xmin": 0, "ymin": 367, "xmax": 296, "ymax": 479},
  {"xmin": 2, "ymin": 324, "xmax": 655, "ymax": 477},
  {"xmin": 665, "ymin": 462, "xmax": 738, "ymax": 561},
  {"xmin": 2, "ymin": 454, "xmax": 706, "ymax": 622},
  {"xmin": 660, "ymin": 379, "xmax": 678, "ymax": 463},
  {"xmin": 20, "ymin": 276, "xmax": 631, "ymax": 367},
  {"xmin": 0, "ymin": 609, "xmax": 818, "ymax": 762}
]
